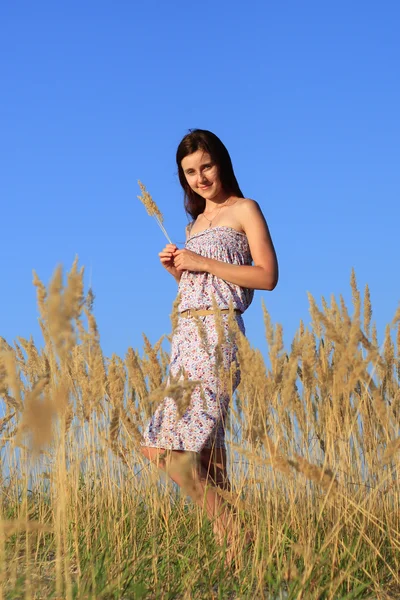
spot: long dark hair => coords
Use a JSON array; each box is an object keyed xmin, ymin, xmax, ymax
[{"xmin": 176, "ymin": 129, "xmax": 244, "ymax": 220}]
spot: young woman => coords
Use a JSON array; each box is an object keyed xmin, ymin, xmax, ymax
[{"xmin": 140, "ymin": 129, "xmax": 278, "ymax": 561}]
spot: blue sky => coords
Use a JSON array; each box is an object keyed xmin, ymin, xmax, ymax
[{"xmin": 1, "ymin": 1, "xmax": 399, "ymax": 360}]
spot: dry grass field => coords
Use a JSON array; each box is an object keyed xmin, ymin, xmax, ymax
[{"xmin": 0, "ymin": 260, "xmax": 399, "ymax": 599}]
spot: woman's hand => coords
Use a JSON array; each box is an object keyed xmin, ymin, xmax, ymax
[
  {"xmin": 159, "ymin": 244, "xmax": 182, "ymax": 282},
  {"xmin": 173, "ymin": 249, "xmax": 208, "ymax": 273}
]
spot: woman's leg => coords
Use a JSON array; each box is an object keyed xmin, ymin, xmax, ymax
[
  {"xmin": 199, "ymin": 446, "xmax": 230, "ymax": 490},
  {"xmin": 198, "ymin": 446, "xmax": 236, "ymax": 545},
  {"xmin": 140, "ymin": 446, "xmax": 235, "ymax": 547}
]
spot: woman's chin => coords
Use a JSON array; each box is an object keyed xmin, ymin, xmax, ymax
[{"xmin": 197, "ymin": 186, "xmax": 213, "ymax": 197}]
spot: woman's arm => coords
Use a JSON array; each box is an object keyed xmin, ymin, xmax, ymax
[{"xmin": 173, "ymin": 200, "xmax": 278, "ymax": 291}]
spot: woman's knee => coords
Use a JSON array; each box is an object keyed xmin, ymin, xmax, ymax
[{"xmin": 140, "ymin": 446, "xmax": 166, "ymax": 463}]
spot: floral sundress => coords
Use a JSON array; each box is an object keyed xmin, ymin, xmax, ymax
[{"xmin": 140, "ymin": 226, "xmax": 254, "ymax": 452}]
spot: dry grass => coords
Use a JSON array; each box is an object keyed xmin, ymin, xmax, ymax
[
  {"xmin": 137, "ymin": 181, "xmax": 172, "ymax": 244},
  {"xmin": 0, "ymin": 261, "xmax": 399, "ymax": 599}
]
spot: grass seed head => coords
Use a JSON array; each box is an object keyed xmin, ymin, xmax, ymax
[{"xmin": 137, "ymin": 180, "xmax": 164, "ymax": 222}]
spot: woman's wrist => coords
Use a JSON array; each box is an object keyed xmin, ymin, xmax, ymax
[{"xmin": 201, "ymin": 256, "xmax": 211, "ymax": 273}]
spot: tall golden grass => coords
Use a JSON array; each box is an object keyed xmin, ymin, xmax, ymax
[{"xmin": 0, "ymin": 260, "xmax": 399, "ymax": 599}]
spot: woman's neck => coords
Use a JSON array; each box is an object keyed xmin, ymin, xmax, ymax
[{"xmin": 204, "ymin": 193, "xmax": 231, "ymax": 210}]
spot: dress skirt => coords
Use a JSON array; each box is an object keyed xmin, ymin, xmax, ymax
[{"xmin": 140, "ymin": 313, "xmax": 245, "ymax": 453}]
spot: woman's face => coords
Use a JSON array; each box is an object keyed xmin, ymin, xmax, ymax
[{"xmin": 181, "ymin": 150, "xmax": 223, "ymax": 200}]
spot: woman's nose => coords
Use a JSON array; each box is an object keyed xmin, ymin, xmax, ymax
[{"xmin": 198, "ymin": 172, "xmax": 208, "ymax": 183}]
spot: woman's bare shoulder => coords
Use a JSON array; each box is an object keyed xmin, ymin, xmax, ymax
[
  {"xmin": 233, "ymin": 198, "xmax": 263, "ymax": 218},
  {"xmin": 236, "ymin": 197, "xmax": 260, "ymax": 207}
]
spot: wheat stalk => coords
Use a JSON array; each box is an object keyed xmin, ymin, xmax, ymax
[{"xmin": 137, "ymin": 180, "xmax": 173, "ymax": 243}]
